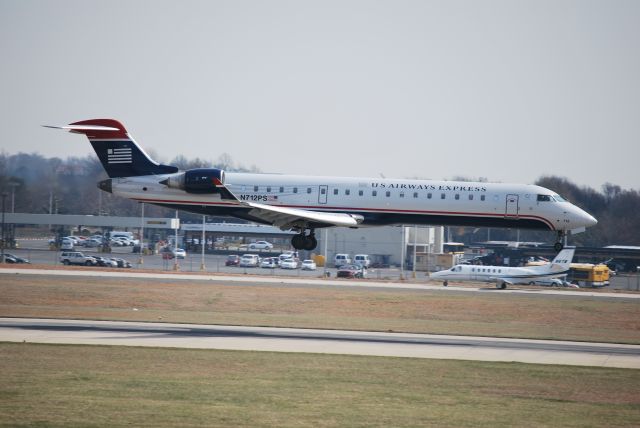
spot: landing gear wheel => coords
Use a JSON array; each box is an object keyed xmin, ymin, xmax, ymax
[
  {"xmin": 443, "ymin": 280, "xmax": 448, "ymax": 287},
  {"xmin": 554, "ymin": 241, "xmax": 564, "ymax": 252},
  {"xmin": 291, "ymin": 230, "xmax": 318, "ymax": 251},
  {"xmin": 497, "ymin": 282, "xmax": 507, "ymax": 290},
  {"xmin": 302, "ymin": 234, "xmax": 317, "ymax": 251},
  {"xmin": 291, "ymin": 234, "xmax": 305, "ymax": 250}
]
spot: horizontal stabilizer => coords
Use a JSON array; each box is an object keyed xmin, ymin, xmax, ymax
[{"xmin": 43, "ymin": 124, "xmax": 120, "ymax": 132}]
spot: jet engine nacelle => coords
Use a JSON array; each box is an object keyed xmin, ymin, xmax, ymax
[{"xmin": 162, "ymin": 168, "xmax": 226, "ymax": 194}]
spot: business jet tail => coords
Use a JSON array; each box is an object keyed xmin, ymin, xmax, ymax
[
  {"xmin": 44, "ymin": 119, "xmax": 178, "ymax": 178},
  {"xmin": 549, "ymin": 248, "xmax": 575, "ymax": 272}
]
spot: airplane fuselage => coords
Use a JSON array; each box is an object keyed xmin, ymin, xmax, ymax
[
  {"xmin": 47, "ymin": 118, "xmax": 598, "ymax": 251},
  {"xmin": 110, "ymin": 172, "xmax": 596, "ymax": 232}
]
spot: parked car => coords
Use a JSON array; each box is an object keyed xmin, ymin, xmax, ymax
[
  {"xmin": 301, "ymin": 259, "xmax": 317, "ymax": 270},
  {"xmin": 83, "ymin": 238, "xmax": 103, "ymax": 247},
  {"xmin": 2, "ymin": 253, "xmax": 30, "ymax": 264},
  {"xmin": 337, "ymin": 265, "xmax": 366, "ymax": 279},
  {"xmin": 109, "ymin": 238, "xmax": 125, "ymax": 247},
  {"xmin": 240, "ymin": 254, "xmax": 260, "ymax": 267},
  {"xmin": 94, "ymin": 256, "xmax": 117, "ymax": 267},
  {"xmin": 60, "ymin": 251, "xmax": 98, "ymax": 266},
  {"xmin": 278, "ymin": 252, "xmax": 298, "ymax": 266},
  {"xmin": 114, "ymin": 237, "xmax": 135, "ymax": 246},
  {"xmin": 110, "ymin": 258, "xmax": 132, "ymax": 268},
  {"xmin": 334, "ymin": 254, "xmax": 351, "ymax": 268},
  {"xmin": 225, "ymin": 255, "xmax": 241, "ymax": 266},
  {"xmin": 161, "ymin": 247, "xmax": 186, "ymax": 259},
  {"xmin": 353, "ymin": 254, "xmax": 370, "ymax": 268},
  {"xmin": 260, "ymin": 257, "xmax": 279, "ymax": 269},
  {"xmin": 60, "ymin": 239, "xmax": 74, "ymax": 250},
  {"xmin": 249, "ymin": 241, "xmax": 273, "ymax": 250},
  {"xmin": 534, "ymin": 278, "xmax": 578, "ymax": 288},
  {"xmin": 280, "ymin": 258, "xmax": 299, "ymax": 269}
]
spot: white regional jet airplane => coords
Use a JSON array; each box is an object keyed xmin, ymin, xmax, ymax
[
  {"xmin": 45, "ymin": 119, "xmax": 597, "ymax": 251},
  {"xmin": 431, "ymin": 248, "xmax": 575, "ymax": 289}
]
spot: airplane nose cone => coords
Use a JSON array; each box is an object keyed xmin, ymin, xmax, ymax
[{"xmin": 586, "ymin": 214, "xmax": 598, "ymax": 227}]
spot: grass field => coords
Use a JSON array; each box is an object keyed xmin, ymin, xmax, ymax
[
  {"xmin": 1, "ymin": 273, "xmax": 639, "ymax": 344},
  {"xmin": 1, "ymin": 271, "xmax": 640, "ymax": 426},
  {"xmin": 1, "ymin": 342, "xmax": 639, "ymax": 427}
]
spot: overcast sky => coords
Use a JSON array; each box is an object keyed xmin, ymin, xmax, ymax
[{"xmin": 1, "ymin": 0, "xmax": 638, "ymax": 190}]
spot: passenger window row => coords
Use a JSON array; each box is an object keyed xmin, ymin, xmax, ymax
[
  {"xmin": 471, "ymin": 267, "xmax": 502, "ymax": 273},
  {"xmin": 245, "ymin": 186, "xmax": 488, "ymax": 201}
]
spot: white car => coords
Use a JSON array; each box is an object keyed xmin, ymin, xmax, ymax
[
  {"xmin": 249, "ymin": 241, "xmax": 274, "ymax": 250},
  {"xmin": 161, "ymin": 247, "xmax": 186, "ymax": 259},
  {"xmin": 60, "ymin": 251, "xmax": 97, "ymax": 266},
  {"xmin": 114, "ymin": 237, "xmax": 134, "ymax": 246},
  {"xmin": 109, "ymin": 238, "xmax": 125, "ymax": 247},
  {"xmin": 278, "ymin": 252, "xmax": 297, "ymax": 265},
  {"xmin": 240, "ymin": 254, "xmax": 260, "ymax": 267},
  {"xmin": 172, "ymin": 248, "xmax": 187, "ymax": 259},
  {"xmin": 280, "ymin": 258, "xmax": 299, "ymax": 269},
  {"xmin": 83, "ymin": 238, "xmax": 103, "ymax": 247},
  {"xmin": 260, "ymin": 257, "xmax": 278, "ymax": 269},
  {"xmin": 301, "ymin": 260, "xmax": 317, "ymax": 270},
  {"xmin": 60, "ymin": 238, "xmax": 74, "ymax": 250}
]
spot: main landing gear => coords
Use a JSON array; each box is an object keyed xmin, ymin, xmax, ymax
[
  {"xmin": 291, "ymin": 230, "xmax": 317, "ymax": 251},
  {"xmin": 554, "ymin": 231, "xmax": 567, "ymax": 252}
]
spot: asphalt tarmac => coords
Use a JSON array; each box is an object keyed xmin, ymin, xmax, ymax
[{"xmin": 1, "ymin": 318, "xmax": 639, "ymax": 368}]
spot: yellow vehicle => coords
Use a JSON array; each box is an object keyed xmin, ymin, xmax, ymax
[{"xmin": 567, "ymin": 263, "xmax": 610, "ymax": 287}]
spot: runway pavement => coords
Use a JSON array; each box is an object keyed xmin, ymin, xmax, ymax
[
  {"xmin": 1, "ymin": 267, "xmax": 639, "ymax": 299},
  {"xmin": 2, "ymin": 318, "xmax": 639, "ymax": 368}
]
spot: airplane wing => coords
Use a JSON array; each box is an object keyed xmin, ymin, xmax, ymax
[
  {"xmin": 243, "ymin": 202, "xmax": 364, "ymax": 230},
  {"xmin": 488, "ymin": 276, "xmax": 514, "ymax": 285}
]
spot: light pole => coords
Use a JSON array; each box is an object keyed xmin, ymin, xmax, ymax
[
  {"xmin": 173, "ymin": 210, "xmax": 179, "ymax": 271},
  {"xmin": 412, "ymin": 225, "xmax": 418, "ymax": 279},
  {"xmin": 400, "ymin": 226, "xmax": 405, "ymax": 280},
  {"xmin": 8, "ymin": 182, "xmax": 18, "ymax": 213},
  {"xmin": 200, "ymin": 215, "xmax": 206, "ymax": 271},
  {"xmin": 1, "ymin": 192, "xmax": 7, "ymax": 263},
  {"xmin": 138, "ymin": 203, "xmax": 144, "ymax": 265}
]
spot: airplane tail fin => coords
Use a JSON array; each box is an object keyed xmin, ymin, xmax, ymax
[
  {"xmin": 549, "ymin": 248, "xmax": 575, "ymax": 272},
  {"xmin": 44, "ymin": 119, "xmax": 178, "ymax": 178}
]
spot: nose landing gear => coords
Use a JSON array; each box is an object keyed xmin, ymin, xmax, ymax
[
  {"xmin": 554, "ymin": 231, "xmax": 567, "ymax": 252},
  {"xmin": 291, "ymin": 230, "xmax": 317, "ymax": 251}
]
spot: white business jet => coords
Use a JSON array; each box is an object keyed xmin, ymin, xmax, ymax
[
  {"xmin": 45, "ymin": 119, "xmax": 597, "ymax": 251},
  {"xmin": 430, "ymin": 248, "xmax": 575, "ymax": 289}
]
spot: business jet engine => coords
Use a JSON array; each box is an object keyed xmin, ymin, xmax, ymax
[{"xmin": 160, "ymin": 168, "xmax": 226, "ymax": 194}]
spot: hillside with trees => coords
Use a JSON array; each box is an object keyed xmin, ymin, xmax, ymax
[{"xmin": 0, "ymin": 151, "xmax": 637, "ymax": 247}]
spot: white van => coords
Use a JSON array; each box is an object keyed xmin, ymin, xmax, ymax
[
  {"xmin": 334, "ymin": 254, "xmax": 351, "ymax": 268},
  {"xmin": 354, "ymin": 254, "xmax": 370, "ymax": 268}
]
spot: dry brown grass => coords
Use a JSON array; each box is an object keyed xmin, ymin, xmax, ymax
[{"xmin": 1, "ymin": 272, "xmax": 639, "ymax": 343}]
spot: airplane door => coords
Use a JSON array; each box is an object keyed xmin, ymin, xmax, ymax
[
  {"xmin": 505, "ymin": 194, "xmax": 519, "ymax": 218},
  {"xmin": 318, "ymin": 185, "xmax": 328, "ymax": 204}
]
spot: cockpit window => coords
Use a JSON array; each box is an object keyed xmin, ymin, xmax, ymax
[
  {"xmin": 553, "ymin": 194, "xmax": 567, "ymax": 202},
  {"xmin": 537, "ymin": 194, "xmax": 552, "ymax": 202}
]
